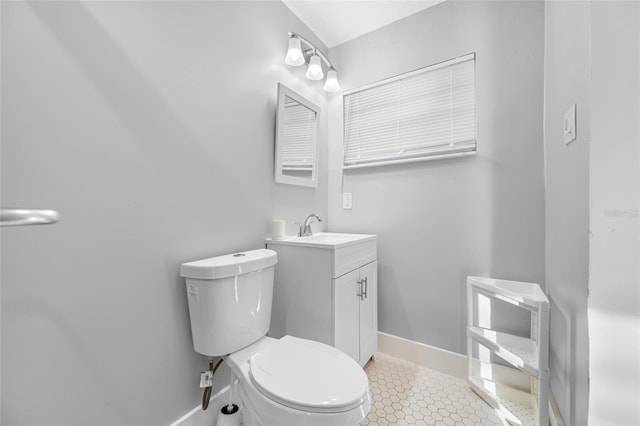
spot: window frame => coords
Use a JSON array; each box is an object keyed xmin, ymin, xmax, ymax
[{"xmin": 342, "ymin": 53, "xmax": 476, "ymax": 170}]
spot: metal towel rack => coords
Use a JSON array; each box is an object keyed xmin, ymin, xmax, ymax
[{"xmin": 0, "ymin": 209, "xmax": 60, "ymax": 227}]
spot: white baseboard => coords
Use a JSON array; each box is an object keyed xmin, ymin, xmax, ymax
[
  {"xmin": 168, "ymin": 386, "xmax": 229, "ymax": 426},
  {"xmin": 377, "ymin": 331, "xmax": 467, "ymax": 379}
]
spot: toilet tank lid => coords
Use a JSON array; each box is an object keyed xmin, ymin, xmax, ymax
[{"xmin": 180, "ymin": 249, "xmax": 277, "ymax": 280}]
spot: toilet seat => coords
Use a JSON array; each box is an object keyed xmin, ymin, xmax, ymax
[{"xmin": 248, "ymin": 336, "xmax": 369, "ymax": 413}]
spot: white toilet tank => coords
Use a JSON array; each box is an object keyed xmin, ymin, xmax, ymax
[{"xmin": 180, "ymin": 249, "xmax": 278, "ymax": 357}]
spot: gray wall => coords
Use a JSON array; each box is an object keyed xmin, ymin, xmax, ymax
[
  {"xmin": 589, "ymin": 2, "xmax": 640, "ymax": 424},
  {"xmin": 544, "ymin": 2, "xmax": 591, "ymax": 425},
  {"xmin": 327, "ymin": 1, "xmax": 545, "ymax": 354},
  {"xmin": 544, "ymin": 3, "xmax": 640, "ymax": 424},
  {"xmin": 0, "ymin": 2, "xmax": 327, "ymax": 424},
  {"xmin": 543, "ymin": 2, "xmax": 591, "ymax": 424}
]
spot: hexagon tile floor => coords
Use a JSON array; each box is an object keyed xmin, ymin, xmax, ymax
[{"xmin": 361, "ymin": 353, "xmax": 506, "ymax": 426}]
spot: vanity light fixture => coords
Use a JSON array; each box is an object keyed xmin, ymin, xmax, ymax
[
  {"xmin": 306, "ymin": 51, "xmax": 324, "ymax": 81},
  {"xmin": 285, "ymin": 32, "xmax": 340, "ymax": 93},
  {"xmin": 323, "ymin": 67, "xmax": 340, "ymax": 92},
  {"xmin": 285, "ymin": 36, "xmax": 305, "ymax": 66}
]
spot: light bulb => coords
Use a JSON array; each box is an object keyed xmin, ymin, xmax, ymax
[
  {"xmin": 285, "ymin": 36, "xmax": 305, "ymax": 66},
  {"xmin": 323, "ymin": 67, "xmax": 340, "ymax": 92},
  {"xmin": 306, "ymin": 53, "xmax": 324, "ymax": 81}
]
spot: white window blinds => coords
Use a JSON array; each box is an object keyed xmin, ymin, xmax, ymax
[
  {"xmin": 343, "ymin": 53, "xmax": 476, "ymax": 169},
  {"xmin": 281, "ymin": 97, "xmax": 317, "ymax": 171}
]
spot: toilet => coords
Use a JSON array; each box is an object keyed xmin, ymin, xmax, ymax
[{"xmin": 181, "ymin": 248, "xmax": 371, "ymax": 426}]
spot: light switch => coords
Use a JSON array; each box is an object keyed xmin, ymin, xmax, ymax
[
  {"xmin": 342, "ymin": 192, "xmax": 353, "ymax": 210},
  {"xmin": 563, "ymin": 104, "xmax": 577, "ymax": 145}
]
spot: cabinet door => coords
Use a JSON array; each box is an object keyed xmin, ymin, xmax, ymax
[
  {"xmin": 359, "ymin": 261, "xmax": 378, "ymax": 365},
  {"xmin": 333, "ymin": 269, "xmax": 360, "ymax": 362}
]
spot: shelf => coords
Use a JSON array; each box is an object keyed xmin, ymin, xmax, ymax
[
  {"xmin": 467, "ymin": 276, "xmax": 550, "ymax": 426},
  {"xmin": 469, "ymin": 376, "xmax": 538, "ymax": 426},
  {"xmin": 468, "ymin": 326, "xmax": 541, "ymax": 377},
  {"xmin": 467, "ymin": 276, "xmax": 549, "ymax": 312}
]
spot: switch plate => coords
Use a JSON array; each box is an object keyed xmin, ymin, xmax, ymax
[
  {"xmin": 342, "ymin": 192, "xmax": 353, "ymax": 210},
  {"xmin": 563, "ymin": 104, "xmax": 577, "ymax": 145}
]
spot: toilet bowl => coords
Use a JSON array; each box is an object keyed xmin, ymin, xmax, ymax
[
  {"xmin": 181, "ymin": 249, "xmax": 371, "ymax": 426},
  {"xmin": 227, "ymin": 335, "xmax": 370, "ymax": 426}
]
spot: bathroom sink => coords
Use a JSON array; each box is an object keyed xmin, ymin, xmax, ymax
[
  {"xmin": 267, "ymin": 232, "xmax": 376, "ymax": 249},
  {"xmin": 299, "ymin": 233, "xmax": 362, "ymax": 244}
]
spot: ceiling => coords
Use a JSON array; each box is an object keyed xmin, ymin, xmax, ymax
[{"xmin": 281, "ymin": 0, "xmax": 446, "ymax": 48}]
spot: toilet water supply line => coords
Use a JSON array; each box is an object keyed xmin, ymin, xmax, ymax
[
  {"xmin": 200, "ymin": 357, "xmax": 240, "ymax": 416},
  {"xmin": 202, "ymin": 358, "xmax": 224, "ymax": 410}
]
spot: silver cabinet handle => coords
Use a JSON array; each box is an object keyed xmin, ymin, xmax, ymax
[
  {"xmin": 0, "ymin": 209, "xmax": 60, "ymax": 227},
  {"xmin": 362, "ymin": 277, "xmax": 368, "ymax": 299},
  {"xmin": 357, "ymin": 277, "xmax": 368, "ymax": 300}
]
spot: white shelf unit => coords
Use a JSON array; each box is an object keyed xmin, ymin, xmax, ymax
[{"xmin": 467, "ymin": 276, "xmax": 550, "ymax": 426}]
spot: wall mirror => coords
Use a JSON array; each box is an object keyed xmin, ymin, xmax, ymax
[{"xmin": 274, "ymin": 83, "xmax": 320, "ymax": 187}]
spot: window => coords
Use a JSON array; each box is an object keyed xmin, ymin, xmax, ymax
[{"xmin": 343, "ymin": 53, "xmax": 476, "ymax": 169}]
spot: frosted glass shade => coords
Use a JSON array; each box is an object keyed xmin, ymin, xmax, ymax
[
  {"xmin": 323, "ymin": 68, "xmax": 340, "ymax": 92},
  {"xmin": 285, "ymin": 37, "xmax": 305, "ymax": 66},
  {"xmin": 306, "ymin": 54, "xmax": 324, "ymax": 81}
]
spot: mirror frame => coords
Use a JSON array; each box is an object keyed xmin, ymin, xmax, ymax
[{"xmin": 274, "ymin": 83, "xmax": 320, "ymax": 188}]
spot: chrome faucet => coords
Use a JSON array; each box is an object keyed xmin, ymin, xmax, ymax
[{"xmin": 298, "ymin": 213, "xmax": 322, "ymax": 237}]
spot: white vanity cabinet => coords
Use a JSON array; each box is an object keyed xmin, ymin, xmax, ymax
[
  {"xmin": 266, "ymin": 233, "xmax": 377, "ymax": 367},
  {"xmin": 334, "ymin": 260, "xmax": 377, "ymax": 365}
]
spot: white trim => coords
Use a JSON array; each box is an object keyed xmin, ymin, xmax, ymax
[
  {"xmin": 343, "ymin": 150, "xmax": 475, "ymax": 171},
  {"xmin": 168, "ymin": 386, "xmax": 230, "ymax": 426},
  {"xmin": 377, "ymin": 331, "xmax": 467, "ymax": 379}
]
